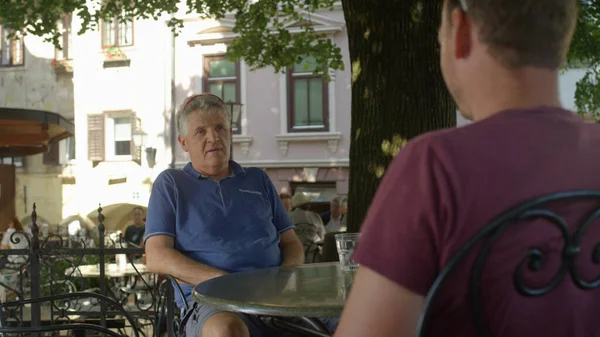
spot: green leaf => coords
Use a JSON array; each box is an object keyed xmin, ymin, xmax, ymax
[{"xmin": 567, "ymin": 0, "xmax": 600, "ymax": 116}]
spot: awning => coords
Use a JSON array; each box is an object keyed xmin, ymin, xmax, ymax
[{"xmin": 0, "ymin": 108, "xmax": 74, "ymax": 157}]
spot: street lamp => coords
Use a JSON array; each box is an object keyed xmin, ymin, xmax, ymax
[
  {"xmin": 226, "ymin": 101, "xmax": 243, "ymax": 160},
  {"xmin": 132, "ymin": 129, "xmax": 157, "ymax": 168},
  {"xmin": 132, "ymin": 129, "xmax": 147, "ymax": 149}
]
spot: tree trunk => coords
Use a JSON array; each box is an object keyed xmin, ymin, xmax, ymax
[{"xmin": 342, "ymin": 0, "xmax": 456, "ymax": 233}]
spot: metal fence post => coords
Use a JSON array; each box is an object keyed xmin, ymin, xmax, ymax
[
  {"xmin": 166, "ymin": 282, "xmax": 175, "ymax": 337},
  {"xmin": 29, "ymin": 203, "xmax": 41, "ymax": 335},
  {"xmin": 97, "ymin": 205, "xmax": 107, "ymax": 329}
]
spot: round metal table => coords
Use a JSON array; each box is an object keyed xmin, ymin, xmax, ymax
[{"xmin": 192, "ymin": 262, "xmax": 354, "ymax": 318}]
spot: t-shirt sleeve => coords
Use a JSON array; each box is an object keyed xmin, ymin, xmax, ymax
[
  {"xmin": 352, "ymin": 138, "xmax": 454, "ymax": 296},
  {"xmin": 144, "ymin": 171, "xmax": 177, "ymax": 243},
  {"xmin": 124, "ymin": 225, "xmax": 133, "ymax": 242},
  {"xmin": 261, "ymin": 170, "xmax": 294, "ymax": 233}
]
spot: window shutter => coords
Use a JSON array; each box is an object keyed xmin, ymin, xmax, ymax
[
  {"xmin": 130, "ymin": 115, "xmax": 141, "ymax": 163},
  {"xmin": 43, "ymin": 140, "xmax": 59, "ymax": 165},
  {"xmin": 87, "ymin": 114, "xmax": 105, "ymax": 161},
  {"xmin": 67, "ymin": 136, "xmax": 76, "ymax": 160}
]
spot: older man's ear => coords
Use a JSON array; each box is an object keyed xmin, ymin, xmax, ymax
[{"xmin": 178, "ymin": 135, "xmax": 188, "ymax": 152}]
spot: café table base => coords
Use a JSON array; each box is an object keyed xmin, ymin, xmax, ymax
[{"xmin": 261, "ymin": 316, "xmax": 331, "ymax": 337}]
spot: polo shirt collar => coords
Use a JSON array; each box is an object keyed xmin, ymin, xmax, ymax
[{"xmin": 183, "ymin": 161, "xmax": 246, "ymax": 180}]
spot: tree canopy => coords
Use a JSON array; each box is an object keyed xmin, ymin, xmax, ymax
[
  {"xmin": 0, "ymin": 0, "xmax": 598, "ymax": 115},
  {"xmin": 568, "ymin": 0, "xmax": 600, "ymax": 116},
  {"xmin": 0, "ymin": 0, "xmax": 344, "ymax": 74}
]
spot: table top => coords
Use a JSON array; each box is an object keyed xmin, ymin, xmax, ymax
[
  {"xmin": 193, "ymin": 262, "xmax": 355, "ymax": 318},
  {"xmin": 65, "ymin": 263, "xmax": 148, "ymax": 278}
]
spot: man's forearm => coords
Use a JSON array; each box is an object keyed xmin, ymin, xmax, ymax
[
  {"xmin": 147, "ymin": 247, "xmax": 227, "ymax": 286},
  {"xmin": 280, "ymin": 241, "xmax": 305, "ymax": 266}
]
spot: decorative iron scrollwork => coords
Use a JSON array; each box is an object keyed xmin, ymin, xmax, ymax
[
  {"xmin": 0, "ymin": 202, "xmax": 179, "ymax": 337},
  {"xmin": 593, "ymin": 244, "xmax": 600, "ymax": 264},
  {"xmin": 417, "ymin": 191, "xmax": 600, "ymax": 337}
]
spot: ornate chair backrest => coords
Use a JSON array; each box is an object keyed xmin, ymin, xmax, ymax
[
  {"xmin": 293, "ymin": 223, "xmax": 324, "ymax": 263},
  {"xmin": 416, "ymin": 190, "xmax": 600, "ymax": 337},
  {"xmin": 294, "ymin": 223, "xmax": 320, "ymax": 246}
]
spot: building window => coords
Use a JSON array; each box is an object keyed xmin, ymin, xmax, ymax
[
  {"xmin": 87, "ymin": 112, "xmax": 141, "ymax": 163},
  {"xmin": 66, "ymin": 136, "xmax": 76, "ymax": 161},
  {"xmin": 1, "ymin": 157, "xmax": 23, "ymax": 167},
  {"xmin": 102, "ymin": 18, "xmax": 133, "ymax": 47},
  {"xmin": 43, "ymin": 141, "xmax": 60, "ymax": 166},
  {"xmin": 0, "ymin": 27, "xmax": 24, "ymax": 67},
  {"xmin": 113, "ymin": 117, "xmax": 131, "ymax": 156},
  {"xmin": 287, "ymin": 56, "xmax": 328, "ymax": 132},
  {"xmin": 203, "ymin": 55, "xmax": 241, "ymax": 134},
  {"xmin": 56, "ymin": 14, "xmax": 73, "ymax": 60},
  {"xmin": 44, "ymin": 135, "xmax": 76, "ymax": 166},
  {"xmin": 59, "ymin": 136, "xmax": 76, "ymax": 164}
]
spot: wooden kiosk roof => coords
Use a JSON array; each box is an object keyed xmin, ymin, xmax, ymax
[{"xmin": 0, "ymin": 108, "xmax": 74, "ymax": 157}]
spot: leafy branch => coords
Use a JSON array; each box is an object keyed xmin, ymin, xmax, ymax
[
  {"xmin": 1, "ymin": 0, "xmax": 598, "ymax": 105},
  {"xmin": 566, "ymin": 0, "xmax": 600, "ymax": 117},
  {"xmin": 0, "ymin": 0, "xmax": 344, "ymax": 76}
]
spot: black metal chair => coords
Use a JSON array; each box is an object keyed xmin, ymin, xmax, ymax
[
  {"xmin": 294, "ymin": 223, "xmax": 324, "ymax": 264},
  {"xmin": 153, "ymin": 275, "xmax": 186, "ymax": 337},
  {"xmin": 321, "ymin": 232, "xmax": 342, "ymax": 263},
  {"xmin": 0, "ymin": 292, "xmax": 139, "ymax": 337},
  {"xmin": 416, "ymin": 190, "xmax": 600, "ymax": 337}
]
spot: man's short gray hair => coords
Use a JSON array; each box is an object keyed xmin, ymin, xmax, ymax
[{"xmin": 176, "ymin": 94, "xmax": 231, "ymax": 136}]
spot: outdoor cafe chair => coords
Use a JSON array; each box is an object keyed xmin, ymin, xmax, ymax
[{"xmin": 416, "ymin": 190, "xmax": 600, "ymax": 337}]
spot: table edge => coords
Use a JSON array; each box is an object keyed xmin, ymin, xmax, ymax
[
  {"xmin": 192, "ymin": 262, "xmax": 343, "ymax": 318},
  {"xmin": 192, "ymin": 290, "xmax": 342, "ymax": 318}
]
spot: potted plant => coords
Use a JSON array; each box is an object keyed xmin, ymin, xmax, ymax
[
  {"xmin": 104, "ymin": 46, "xmax": 127, "ymax": 61},
  {"xmin": 51, "ymin": 58, "xmax": 73, "ymax": 73}
]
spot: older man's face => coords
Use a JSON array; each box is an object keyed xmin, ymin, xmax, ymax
[
  {"xmin": 178, "ymin": 110, "xmax": 231, "ymax": 176},
  {"xmin": 330, "ymin": 200, "xmax": 340, "ymax": 216}
]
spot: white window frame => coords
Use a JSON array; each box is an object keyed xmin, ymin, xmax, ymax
[
  {"xmin": 56, "ymin": 15, "xmax": 73, "ymax": 60},
  {"xmin": 104, "ymin": 112, "xmax": 133, "ymax": 161},
  {"xmin": 58, "ymin": 137, "xmax": 76, "ymax": 165}
]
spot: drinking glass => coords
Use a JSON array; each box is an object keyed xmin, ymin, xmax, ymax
[{"xmin": 335, "ymin": 233, "xmax": 360, "ymax": 271}]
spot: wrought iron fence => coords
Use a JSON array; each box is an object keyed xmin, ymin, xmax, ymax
[{"xmin": 0, "ymin": 203, "xmax": 177, "ymax": 337}]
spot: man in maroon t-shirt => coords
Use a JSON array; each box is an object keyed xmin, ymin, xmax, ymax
[{"xmin": 335, "ymin": 1, "xmax": 599, "ymax": 337}]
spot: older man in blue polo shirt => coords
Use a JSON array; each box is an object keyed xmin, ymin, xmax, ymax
[{"xmin": 144, "ymin": 94, "xmax": 308, "ymax": 337}]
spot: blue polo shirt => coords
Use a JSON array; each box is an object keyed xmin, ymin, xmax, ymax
[{"xmin": 144, "ymin": 161, "xmax": 294, "ymax": 307}]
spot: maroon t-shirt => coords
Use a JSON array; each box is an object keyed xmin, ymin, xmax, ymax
[{"xmin": 353, "ymin": 107, "xmax": 600, "ymax": 337}]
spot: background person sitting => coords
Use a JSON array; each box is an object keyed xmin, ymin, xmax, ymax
[
  {"xmin": 321, "ymin": 196, "xmax": 345, "ymax": 233},
  {"xmin": 288, "ymin": 193, "xmax": 326, "ymax": 263},
  {"xmin": 124, "ymin": 206, "xmax": 145, "ymax": 248}
]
